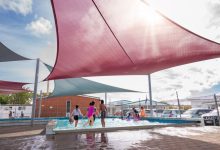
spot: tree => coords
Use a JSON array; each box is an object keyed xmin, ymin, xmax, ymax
[
  {"xmin": 0, "ymin": 95, "xmax": 9, "ymax": 104},
  {"xmin": 11, "ymin": 92, "xmax": 33, "ymax": 104},
  {"xmin": 7, "ymin": 92, "xmax": 33, "ymax": 104}
]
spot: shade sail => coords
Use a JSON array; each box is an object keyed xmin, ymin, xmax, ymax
[
  {"xmin": 0, "ymin": 80, "xmax": 28, "ymax": 94},
  {"xmin": 47, "ymin": 0, "xmax": 220, "ymax": 80},
  {"xmin": 49, "ymin": 77, "xmax": 139, "ymax": 97},
  {"xmin": 0, "ymin": 89, "xmax": 27, "ymax": 95},
  {"xmin": 0, "ymin": 42, "xmax": 29, "ymax": 62}
]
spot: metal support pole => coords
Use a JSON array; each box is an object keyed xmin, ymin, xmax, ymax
[
  {"xmin": 109, "ymin": 98, "xmax": 112, "ymax": 116},
  {"xmin": 148, "ymin": 74, "xmax": 153, "ymax": 117},
  {"xmin": 139, "ymin": 98, "xmax": 141, "ymax": 108},
  {"xmin": 105, "ymin": 92, "xmax": 107, "ymax": 117},
  {"xmin": 145, "ymin": 95, "xmax": 148, "ymax": 109},
  {"xmin": 46, "ymin": 80, "xmax": 49, "ymax": 95},
  {"xmin": 121, "ymin": 100, "xmax": 123, "ymax": 119},
  {"xmin": 176, "ymin": 91, "xmax": 181, "ymax": 118},
  {"xmin": 38, "ymin": 90, "xmax": 42, "ymax": 118},
  {"xmin": 105, "ymin": 92, "xmax": 107, "ymax": 105},
  {"xmin": 31, "ymin": 58, "xmax": 40, "ymax": 126},
  {"xmin": 214, "ymin": 94, "xmax": 220, "ymax": 126}
]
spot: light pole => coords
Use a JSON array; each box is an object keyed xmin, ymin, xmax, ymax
[
  {"xmin": 148, "ymin": 74, "xmax": 153, "ymax": 117},
  {"xmin": 176, "ymin": 91, "xmax": 181, "ymax": 118},
  {"xmin": 31, "ymin": 58, "xmax": 40, "ymax": 126}
]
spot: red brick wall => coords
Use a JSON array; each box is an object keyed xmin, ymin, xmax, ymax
[{"xmin": 35, "ymin": 95, "xmax": 100, "ymax": 117}]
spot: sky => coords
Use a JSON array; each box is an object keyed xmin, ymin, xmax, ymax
[{"xmin": 0, "ymin": 0, "xmax": 220, "ymax": 102}]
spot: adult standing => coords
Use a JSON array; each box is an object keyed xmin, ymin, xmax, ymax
[{"xmin": 99, "ymin": 100, "xmax": 107, "ymax": 127}]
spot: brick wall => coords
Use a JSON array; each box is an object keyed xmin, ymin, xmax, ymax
[{"xmin": 35, "ymin": 95, "xmax": 100, "ymax": 117}]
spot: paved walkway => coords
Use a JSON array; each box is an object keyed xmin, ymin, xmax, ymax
[
  {"xmin": 0, "ymin": 125, "xmax": 220, "ymax": 150},
  {"xmin": 134, "ymin": 133, "xmax": 220, "ymax": 150},
  {"xmin": 0, "ymin": 129, "xmax": 43, "ymax": 138}
]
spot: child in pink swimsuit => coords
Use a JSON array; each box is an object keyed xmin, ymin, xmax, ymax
[
  {"xmin": 84, "ymin": 102, "xmax": 95, "ymax": 126},
  {"xmin": 87, "ymin": 105, "xmax": 94, "ymax": 118}
]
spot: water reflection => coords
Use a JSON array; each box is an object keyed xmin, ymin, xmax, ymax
[
  {"xmin": 85, "ymin": 132, "xmax": 108, "ymax": 149},
  {"xmin": 85, "ymin": 132, "xmax": 96, "ymax": 149},
  {"xmin": 1, "ymin": 130, "xmax": 160, "ymax": 150},
  {"xmin": 55, "ymin": 130, "xmax": 158, "ymax": 149},
  {"xmin": 101, "ymin": 132, "xmax": 108, "ymax": 144}
]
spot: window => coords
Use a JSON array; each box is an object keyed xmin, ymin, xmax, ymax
[{"xmin": 66, "ymin": 101, "xmax": 71, "ymax": 113}]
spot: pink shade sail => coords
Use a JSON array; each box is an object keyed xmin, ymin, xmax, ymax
[
  {"xmin": 47, "ymin": 0, "xmax": 220, "ymax": 80},
  {"xmin": 0, "ymin": 89, "xmax": 27, "ymax": 95},
  {"xmin": 0, "ymin": 80, "xmax": 28, "ymax": 94}
]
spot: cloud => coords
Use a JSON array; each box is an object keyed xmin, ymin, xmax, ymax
[
  {"xmin": 152, "ymin": 58, "xmax": 220, "ymax": 100},
  {"xmin": 0, "ymin": 0, "xmax": 32, "ymax": 16},
  {"xmin": 207, "ymin": 0, "xmax": 220, "ymax": 27},
  {"xmin": 38, "ymin": 40, "xmax": 56, "ymax": 66},
  {"xmin": 188, "ymin": 67, "xmax": 202, "ymax": 73},
  {"xmin": 26, "ymin": 17, "xmax": 52, "ymax": 37},
  {"xmin": 0, "ymin": 60, "xmax": 50, "ymax": 83},
  {"xmin": 206, "ymin": 0, "xmax": 220, "ymax": 41}
]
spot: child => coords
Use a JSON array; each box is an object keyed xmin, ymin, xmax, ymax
[
  {"xmin": 72, "ymin": 105, "xmax": 83, "ymax": 127},
  {"xmin": 84, "ymin": 102, "xmax": 95, "ymax": 127},
  {"xmin": 132, "ymin": 107, "xmax": 139, "ymax": 119},
  {"xmin": 126, "ymin": 112, "xmax": 131, "ymax": 120},
  {"xmin": 139, "ymin": 106, "xmax": 146, "ymax": 118}
]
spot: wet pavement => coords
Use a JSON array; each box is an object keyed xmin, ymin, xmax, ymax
[{"xmin": 0, "ymin": 125, "xmax": 220, "ymax": 150}]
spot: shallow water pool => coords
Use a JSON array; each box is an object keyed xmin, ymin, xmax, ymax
[{"xmin": 54, "ymin": 118, "xmax": 169, "ymax": 131}]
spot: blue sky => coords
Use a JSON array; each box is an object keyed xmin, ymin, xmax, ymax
[
  {"xmin": 0, "ymin": 0, "xmax": 220, "ymax": 102},
  {"xmin": 0, "ymin": 0, "xmax": 56, "ymax": 64}
]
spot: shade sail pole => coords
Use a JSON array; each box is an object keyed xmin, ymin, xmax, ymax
[
  {"xmin": 139, "ymin": 98, "xmax": 141, "ymax": 108},
  {"xmin": 46, "ymin": 80, "xmax": 49, "ymax": 95},
  {"xmin": 145, "ymin": 94, "xmax": 148, "ymax": 109},
  {"xmin": 176, "ymin": 91, "xmax": 181, "ymax": 118},
  {"xmin": 38, "ymin": 90, "xmax": 42, "ymax": 118},
  {"xmin": 31, "ymin": 58, "xmax": 40, "ymax": 126},
  {"xmin": 148, "ymin": 74, "xmax": 153, "ymax": 117},
  {"xmin": 105, "ymin": 92, "xmax": 107, "ymax": 105}
]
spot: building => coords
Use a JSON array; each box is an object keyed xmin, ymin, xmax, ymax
[{"xmin": 35, "ymin": 95, "xmax": 101, "ymax": 117}]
